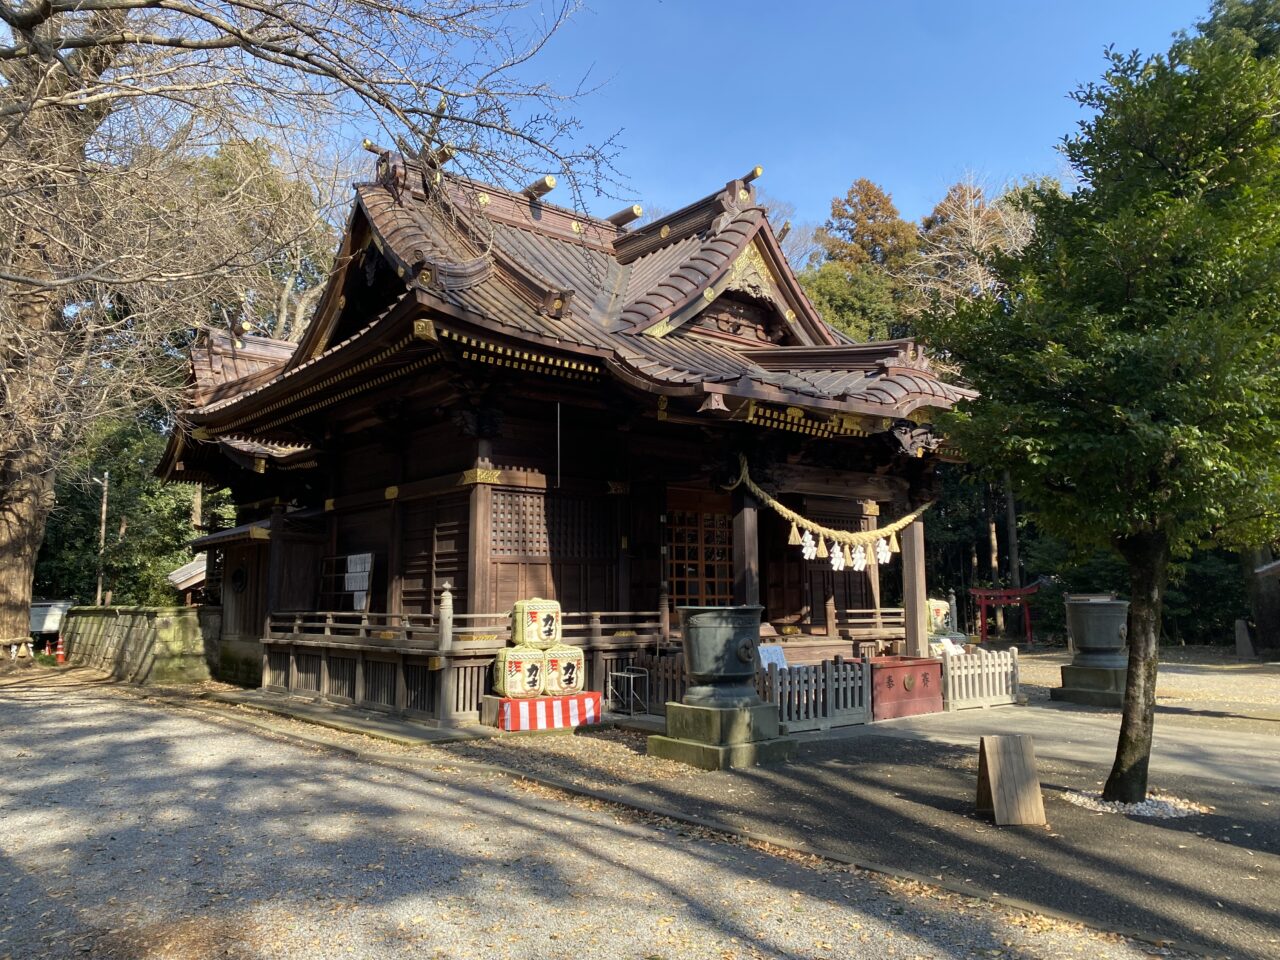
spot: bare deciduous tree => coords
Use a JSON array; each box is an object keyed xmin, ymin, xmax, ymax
[
  {"xmin": 754, "ymin": 191, "xmax": 820, "ymax": 269},
  {"xmin": 903, "ymin": 174, "xmax": 1037, "ymax": 315},
  {"xmin": 0, "ymin": 0, "xmax": 614, "ymax": 640}
]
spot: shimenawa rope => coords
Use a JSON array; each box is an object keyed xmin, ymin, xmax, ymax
[{"xmin": 722, "ymin": 453, "xmax": 933, "ymax": 549}]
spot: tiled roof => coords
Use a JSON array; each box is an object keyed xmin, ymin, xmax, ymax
[{"xmin": 182, "ymin": 159, "xmax": 974, "ymax": 429}]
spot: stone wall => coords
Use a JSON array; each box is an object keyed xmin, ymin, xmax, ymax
[
  {"xmin": 63, "ymin": 606, "xmax": 216, "ymax": 684},
  {"xmin": 215, "ymin": 630, "xmax": 262, "ymax": 686}
]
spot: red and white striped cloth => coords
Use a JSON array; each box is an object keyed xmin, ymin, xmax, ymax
[{"xmin": 496, "ymin": 692, "xmax": 602, "ymax": 732}]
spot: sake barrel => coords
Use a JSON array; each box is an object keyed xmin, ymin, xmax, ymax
[
  {"xmin": 511, "ymin": 598, "xmax": 562, "ymax": 650},
  {"xmin": 542, "ymin": 644, "xmax": 585, "ymax": 696},
  {"xmin": 494, "ymin": 645, "xmax": 546, "ymax": 698}
]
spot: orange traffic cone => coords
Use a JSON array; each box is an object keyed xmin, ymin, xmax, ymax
[{"xmin": 55, "ymin": 635, "xmax": 66, "ymax": 664}]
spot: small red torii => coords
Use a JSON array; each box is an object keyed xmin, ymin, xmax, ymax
[{"xmin": 969, "ymin": 584, "xmax": 1039, "ymax": 646}]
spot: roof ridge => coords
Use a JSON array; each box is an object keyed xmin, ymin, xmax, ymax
[{"xmin": 618, "ymin": 207, "xmax": 766, "ymax": 336}]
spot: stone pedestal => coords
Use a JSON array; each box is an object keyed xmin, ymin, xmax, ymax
[
  {"xmin": 647, "ymin": 702, "xmax": 795, "ymax": 771},
  {"xmin": 1049, "ymin": 664, "xmax": 1126, "ymax": 708}
]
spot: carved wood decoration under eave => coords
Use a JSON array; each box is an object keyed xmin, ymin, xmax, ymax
[{"xmin": 642, "ymin": 238, "xmax": 803, "ymax": 343}]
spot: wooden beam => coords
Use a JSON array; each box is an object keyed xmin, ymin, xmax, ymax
[
  {"xmin": 765, "ymin": 464, "xmax": 908, "ymax": 500},
  {"xmin": 901, "ymin": 520, "xmax": 928, "ymax": 657},
  {"xmin": 521, "ymin": 174, "xmax": 557, "ymax": 200},
  {"xmin": 607, "ymin": 204, "xmax": 644, "ymax": 226}
]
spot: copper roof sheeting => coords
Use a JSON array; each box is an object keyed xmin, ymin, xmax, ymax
[
  {"xmin": 190, "ymin": 520, "xmax": 270, "ymax": 551},
  {"xmin": 189, "ymin": 330, "xmax": 296, "ymax": 406},
  {"xmin": 177, "ymin": 160, "xmax": 974, "ymax": 436},
  {"xmin": 189, "ymin": 290, "xmax": 415, "ymax": 418}
]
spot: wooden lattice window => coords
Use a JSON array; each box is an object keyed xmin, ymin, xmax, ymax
[
  {"xmin": 667, "ymin": 498, "xmax": 733, "ymax": 609},
  {"xmin": 491, "ymin": 491, "xmax": 609, "ymax": 559},
  {"xmin": 319, "ymin": 553, "xmax": 376, "ymax": 611}
]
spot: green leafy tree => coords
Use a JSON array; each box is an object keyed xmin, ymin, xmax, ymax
[
  {"xmin": 1201, "ymin": 0, "xmax": 1280, "ymax": 57},
  {"xmin": 815, "ymin": 179, "xmax": 918, "ymax": 270},
  {"xmin": 35, "ymin": 419, "xmax": 228, "ymax": 606},
  {"xmin": 798, "ymin": 260, "xmax": 901, "ymax": 341},
  {"xmin": 804, "ymin": 179, "xmax": 919, "ymax": 341},
  {"xmin": 195, "ymin": 141, "xmax": 340, "ymax": 342},
  {"xmin": 919, "ymin": 31, "xmax": 1280, "ymax": 802}
]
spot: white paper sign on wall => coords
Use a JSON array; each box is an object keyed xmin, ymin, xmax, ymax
[{"xmin": 757, "ymin": 643, "xmax": 789, "ymax": 671}]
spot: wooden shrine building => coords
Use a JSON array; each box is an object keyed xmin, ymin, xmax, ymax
[{"xmin": 158, "ymin": 153, "xmax": 974, "ymax": 719}]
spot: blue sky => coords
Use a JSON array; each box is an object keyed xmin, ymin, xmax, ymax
[{"xmin": 529, "ymin": 1, "xmax": 1212, "ymax": 225}]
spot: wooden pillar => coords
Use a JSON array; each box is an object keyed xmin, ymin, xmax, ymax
[
  {"xmin": 466, "ymin": 440, "xmax": 492, "ymax": 615},
  {"xmin": 864, "ymin": 502, "xmax": 882, "ymax": 625},
  {"xmin": 264, "ymin": 502, "xmax": 287, "ymax": 630},
  {"xmin": 387, "ymin": 500, "xmax": 403, "ymax": 615},
  {"xmin": 902, "ymin": 520, "xmax": 929, "ymax": 657},
  {"xmin": 387, "ymin": 440, "xmax": 405, "ymax": 616},
  {"xmin": 732, "ymin": 488, "xmax": 760, "ymax": 607}
]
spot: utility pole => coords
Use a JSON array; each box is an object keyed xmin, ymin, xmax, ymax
[{"xmin": 93, "ymin": 470, "xmax": 109, "ymax": 606}]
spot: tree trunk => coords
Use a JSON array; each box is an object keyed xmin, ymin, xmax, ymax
[
  {"xmin": 986, "ymin": 485, "xmax": 1004, "ymax": 634},
  {"xmin": 1240, "ymin": 546, "xmax": 1280, "ymax": 652},
  {"xmin": 1003, "ymin": 472, "xmax": 1021, "ymax": 588},
  {"xmin": 0, "ymin": 462, "xmax": 56, "ymax": 642},
  {"xmin": 1103, "ymin": 529, "xmax": 1170, "ymax": 803},
  {"xmin": 1003, "ymin": 470, "xmax": 1022, "ymax": 635}
]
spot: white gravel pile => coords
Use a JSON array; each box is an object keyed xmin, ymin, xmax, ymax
[{"xmin": 1062, "ymin": 789, "xmax": 1213, "ymax": 818}]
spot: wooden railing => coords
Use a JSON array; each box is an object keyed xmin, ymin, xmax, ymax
[
  {"xmin": 562, "ymin": 611, "xmax": 663, "ymax": 644},
  {"xmin": 261, "ymin": 589, "xmax": 666, "ymax": 723},
  {"xmin": 837, "ymin": 607, "xmax": 906, "ymax": 640},
  {"xmin": 632, "ymin": 652, "xmax": 871, "ymax": 732},
  {"xmin": 266, "ymin": 610, "xmax": 438, "ymax": 649}
]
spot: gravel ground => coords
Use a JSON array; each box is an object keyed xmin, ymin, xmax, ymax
[
  {"xmin": 0, "ymin": 681, "xmax": 1196, "ymax": 960},
  {"xmin": 1014, "ymin": 647, "xmax": 1280, "ymax": 714}
]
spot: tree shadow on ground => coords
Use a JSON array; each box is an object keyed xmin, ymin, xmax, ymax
[
  {"xmin": 0, "ymin": 682, "xmax": 1156, "ymax": 960},
  {"xmin": 598, "ymin": 734, "xmax": 1279, "ymax": 959}
]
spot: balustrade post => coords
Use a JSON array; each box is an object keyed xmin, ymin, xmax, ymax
[
  {"xmin": 437, "ymin": 658, "xmax": 462, "ymax": 723},
  {"xmin": 658, "ymin": 585, "xmax": 670, "ymax": 645},
  {"xmin": 438, "ymin": 583, "xmax": 453, "ymax": 652},
  {"xmin": 588, "ymin": 613, "xmax": 603, "ymax": 643}
]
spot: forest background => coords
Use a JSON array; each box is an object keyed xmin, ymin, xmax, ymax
[{"xmin": 35, "ymin": 167, "xmax": 1248, "ymax": 645}]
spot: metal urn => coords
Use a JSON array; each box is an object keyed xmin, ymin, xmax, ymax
[
  {"xmin": 1064, "ymin": 598, "xmax": 1130, "ymax": 669},
  {"xmin": 677, "ymin": 605, "xmax": 764, "ymax": 707}
]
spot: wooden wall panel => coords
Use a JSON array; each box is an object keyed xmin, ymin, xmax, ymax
[
  {"xmin": 483, "ymin": 488, "xmax": 616, "ymax": 612},
  {"xmin": 400, "ymin": 494, "xmax": 470, "ymax": 614},
  {"xmin": 276, "ymin": 538, "xmax": 324, "ymax": 611},
  {"xmin": 222, "ymin": 543, "xmax": 267, "ymax": 637},
  {"xmin": 405, "ymin": 426, "xmax": 475, "ymax": 481},
  {"xmin": 336, "ymin": 442, "xmax": 395, "ymax": 496},
  {"xmin": 329, "ymin": 508, "xmax": 391, "ymax": 612}
]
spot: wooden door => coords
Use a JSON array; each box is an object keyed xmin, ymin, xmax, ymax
[{"xmin": 666, "ymin": 488, "xmax": 733, "ymax": 610}]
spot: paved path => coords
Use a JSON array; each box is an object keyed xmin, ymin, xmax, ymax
[
  {"xmin": 0, "ymin": 683, "xmax": 1184, "ymax": 960},
  {"xmin": 835, "ymin": 699, "xmax": 1280, "ymax": 787},
  {"xmin": 602, "ymin": 732, "xmax": 1279, "ymax": 960}
]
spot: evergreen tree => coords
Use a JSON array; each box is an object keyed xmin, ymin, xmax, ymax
[{"xmin": 919, "ymin": 29, "xmax": 1280, "ymax": 801}]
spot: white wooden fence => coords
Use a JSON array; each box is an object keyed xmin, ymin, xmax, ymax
[
  {"xmin": 633, "ymin": 652, "xmax": 871, "ymax": 732},
  {"xmin": 941, "ymin": 649, "xmax": 1019, "ymax": 711}
]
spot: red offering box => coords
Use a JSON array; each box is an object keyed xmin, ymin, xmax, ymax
[
  {"xmin": 493, "ymin": 692, "xmax": 603, "ymax": 731},
  {"xmin": 869, "ymin": 656, "xmax": 943, "ymax": 720}
]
